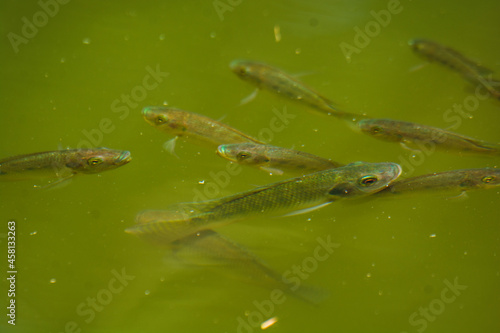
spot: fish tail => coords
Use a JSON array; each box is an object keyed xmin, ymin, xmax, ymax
[
  {"xmin": 126, "ymin": 201, "xmax": 222, "ymax": 243},
  {"xmin": 126, "ymin": 214, "xmax": 203, "ymax": 244},
  {"xmin": 324, "ymin": 104, "xmax": 370, "ymax": 123}
]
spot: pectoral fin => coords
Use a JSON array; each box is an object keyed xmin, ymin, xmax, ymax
[
  {"xmin": 163, "ymin": 137, "xmax": 180, "ymax": 158},
  {"xmin": 445, "ymin": 191, "xmax": 469, "ymax": 201},
  {"xmin": 399, "ymin": 141, "xmax": 421, "ymax": 152},
  {"xmin": 34, "ymin": 174, "xmax": 74, "ymax": 190},
  {"xmin": 281, "ymin": 202, "xmax": 332, "ymax": 217},
  {"xmin": 260, "ymin": 166, "xmax": 284, "ymax": 176},
  {"xmin": 239, "ymin": 88, "xmax": 259, "ymax": 105}
]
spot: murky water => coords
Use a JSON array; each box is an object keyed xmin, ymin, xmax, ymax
[{"xmin": 1, "ymin": 1, "xmax": 499, "ymax": 332}]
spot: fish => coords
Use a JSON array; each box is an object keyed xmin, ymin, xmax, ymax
[
  {"xmin": 170, "ymin": 229, "xmax": 327, "ymax": 304},
  {"xmin": 378, "ymin": 168, "xmax": 500, "ymax": 196},
  {"xmin": 230, "ymin": 59, "xmax": 366, "ymax": 121},
  {"xmin": 125, "ymin": 161, "xmax": 402, "ymax": 243},
  {"xmin": 409, "ymin": 39, "xmax": 500, "ymax": 99},
  {"xmin": 357, "ymin": 118, "xmax": 500, "ymax": 155},
  {"xmin": 216, "ymin": 143, "xmax": 343, "ymax": 175},
  {"xmin": 0, "ymin": 148, "xmax": 131, "ymax": 186},
  {"xmin": 142, "ymin": 106, "xmax": 262, "ymax": 154}
]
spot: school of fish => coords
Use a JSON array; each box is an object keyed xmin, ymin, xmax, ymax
[{"xmin": 4, "ymin": 38, "xmax": 499, "ymax": 304}]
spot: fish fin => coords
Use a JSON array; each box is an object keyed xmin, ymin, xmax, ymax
[
  {"xmin": 408, "ymin": 62, "xmax": 429, "ymax": 72},
  {"xmin": 445, "ymin": 191, "xmax": 469, "ymax": 201},
  {"xmin": 260, "ymin": 166, "xmax": 284, "ymax": 176},
  {"xmin": 239, "ymin": 88, "xmax": 259, "ymax": 105},
  {"xmin": 281, "ymin": 202, "xmax": 332, "ymax": 217},
  {"xmin": 216, "ymin": 114, "xmax": 227, "ymax": 122},
  {"xmin": 163, "ymin": 137, "xmax": 180, "ymax": 158},
  {"xmin": 34, "ymin": 174, "xmax": 74, "ymax": 190},
  {"xmin": 399, "ymin": 141, "xmax": 421, "ymax": 152}
]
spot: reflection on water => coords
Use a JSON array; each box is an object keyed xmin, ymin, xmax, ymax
[{"xmin": 1, "ymin": 0, "xmax": 499, "ymax": 332}]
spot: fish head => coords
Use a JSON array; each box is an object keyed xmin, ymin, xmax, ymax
[
  {"xmin": 142, "ymin": 106, "xmax": 186, "ymax": 133},
  {"xmin": 217, "ymin": 143, "xmax": 269, "ymax": 166},
  {"xmin": 357, "ymin": 119, "xmax": 403, "ymax": 142},
  {"xmin": 66, "ymin": 149, "xmax": 131, "ymax": 174},
  {"xmin": 230, "ymin": 59, "xmax": 264, "ymax": 86},
  {"xmin": 408, "ymin": 39, "xmax": 436, "ymax": 58},
  {"xmin": 469, "ymin": 169, "xmax": 500, "ymax": 189},
  {"xmin": 327, "ymin": 162, "xmax": 402, "ymax": 199}
]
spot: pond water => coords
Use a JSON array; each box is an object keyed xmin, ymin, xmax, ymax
[{"xmin": 1, "ymin": 0, "xmax": 499, "ymax": 332}]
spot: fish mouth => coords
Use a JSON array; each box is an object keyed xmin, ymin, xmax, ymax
[
  {"xmin": 216, "ymin": 145, "xmax": 231, "ymax": 159},
  {"xmin": 141, "ymin": 106, "xmax": 154, "ymax": 119},
  {"xmin": 116, "ymin": 151, "xmax": 132, "ymax": 165},
  {"xmin": 229, "ymin": 59, "xmax": 242, "ymax": 71}
]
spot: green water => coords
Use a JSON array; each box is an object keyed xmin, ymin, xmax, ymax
[{"xmin": 1, "ymin": 1, "xmax": 499, "ymax": 332}]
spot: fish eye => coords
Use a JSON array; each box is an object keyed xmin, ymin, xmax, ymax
[
  {"xmin": 236, "ymin": 151, "xmax": 251, "ymax": 161},
  {"xmin": 88, "ymin": 157, "xmax": 103, "ymax": 166},
  {"xmin": 238, "ymin": 67, "xmax": 248, "ymax": 76},
  {"xmin": 155, "ymin": 115, "xmax": 168, "ymax": 125},
  {"xmin": 371, "ymin": 126, "xmax": 383, "ymax": 134},
  {"xmin": 359, "ymin": 175, "xmax": 378, "ymax": 186},
  {"xmin": 481, "ymin": 176, "xmax": 495, "ymax": 183}
]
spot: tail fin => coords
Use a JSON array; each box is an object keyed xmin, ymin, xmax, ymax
[{"xmin": 125, "ymin": 201, "xmax": 225, "ymax": 244}]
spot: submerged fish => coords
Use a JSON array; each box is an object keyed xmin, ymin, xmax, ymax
[
  {"xmin": 142, "ymin": 106, "xmax": 262, "ymax": 153},
  {"xmin": 125, "ymin": 162, "xmax": 402, "ymax": 242},
  {"xmin": 379, "ymin": 168, "xmax": 500, "ymax": 196},
  {"xmin": 230, "ymin": 59, "xmax": 365, "ymax": 121},
  {"xmin": 217, "ymin": 143, "xmax": 343, "ymax": 175},
  {"xmin": 170, "ymin": 229, "xmax": 327, "ymax": 304},
  {"xmin": 409, "ymin": 39, "xmax": 500, "ymax": 99},
  {"xmin": 0, "ymin": 148, "xmax": 131, "ymax": 186},
  {"xmin": 357, "ymin": 118, "xmax": 500, "ymax": 155}
]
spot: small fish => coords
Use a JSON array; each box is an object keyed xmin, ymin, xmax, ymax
[
  {"xmin": 409, "ymin": 39, "xmax": 500, "ymax": 99},
  {"xmin": 0, "ymin": 148, "xmax": 131, "ymax": 186},
  {"xmin": 357, "ymin": 118, "xmax": 500, "ymax": 155},
  {"xmin": 125, "ymin": 162, "xmax": 402, "ymax": 242},
  {"xmin": 142, "ymin": 106, "xmax": 262, "ymax": 154},
  {"xmin": 230, "ymin": 59, "xmax": 365, "ymax": 121},
  {"xmin": 217, "ymin": 143, "xmax": 343, "ymax": 175},
  {"xmin": 379, "ymin": 168, "xmax": 500, "ymax": 196},
  {"xmin": 170, "ymin": 229, "xmax": 327, "ymax": 304}
]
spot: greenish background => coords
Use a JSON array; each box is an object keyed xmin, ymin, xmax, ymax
[{"xmin": 1, "ymin": 0, "xmax": 499, "ymax": 332}]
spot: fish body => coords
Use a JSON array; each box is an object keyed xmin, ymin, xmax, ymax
[
  {"xmin": 126, "ymin": 162, "xmax": 402, "ymax": 242},
  {"xmin": 142, "ymin": 106, "xmax": 262, "ymax": 150},
  {"xmin": 409, "ymin": 39, "xmax": 500, "ymax": 99},
  {"xmin": 0, "ymin": 148, "xmax": 131, "ymax": 182},
  {"xmin": 171, "ymin": 229, "xmax": 327, "ymax": 304},
  {"xmin": 380, "ymin": 168, "xmax": 500, "ymax": 195},
  {"xmin": 357, "ymin": 118, "xmax": 500, "ymax": 155},
  {"xmin": 217, "ymin": 143, "xmax": 343, "ymax": 175},
  {"xmin": 230, "ymin": 59, "xmax": 364, "ymax": 120}
]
